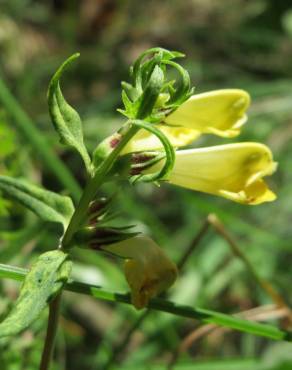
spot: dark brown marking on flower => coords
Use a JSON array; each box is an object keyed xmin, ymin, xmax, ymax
[
  {"xmin": 89, "ymin": 198, "xmax": 108, "ymax": 214},
  {"xmin": 89, "ymin": 241, "xmax": 103, "ymax": 250},
  {"xmin": 131, "ymin": 153, "xmax": 156, "ymax": 164},
  {"xmin": 130, "ymin": 168, "xmax": 142, "ymax": 175}
]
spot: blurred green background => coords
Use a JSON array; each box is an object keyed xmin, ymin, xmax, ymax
[{"xmin": 1, "ymin": 0, "xmax": 292, "ymax": 369}]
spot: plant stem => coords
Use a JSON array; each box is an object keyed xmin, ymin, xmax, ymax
[
  {"xmin": 62, "ymin": 124, "xmax": 139, "ymax": 248},
  {"xmin": 39, "ymin": 294, "xmax": 62, "ymax": 370},
  {"xmin": 177, "ymin": 219, "xmax": 210, "ymax": 271},
  {"xmin": 37, "ymin": 123, "xmax": 139, "ymax": 370},
  {"xmin": 168, "ymin": 305, "xmax": 288, "ymax": 370},
  {"xmin": 0, "ymin": 262, "xmax": 291, "ymax": 342}
]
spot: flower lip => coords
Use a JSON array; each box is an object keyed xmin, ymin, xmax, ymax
[
  {"xmin": 164, "ymin": 89, "xmax": 251, "ymax": 138},
  {"xmin": 119, "ymin": 89, "xmax": 251, "ymax": 155}
]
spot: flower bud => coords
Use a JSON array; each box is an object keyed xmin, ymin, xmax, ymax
[
  {"xmin": 118, "ymin": 47, "xmax": 193, "ymax": 122},
  {"xmin": 74, "ymin": 225, "xmax": 138, "ymax": 250},
  {"xmin": 88, "ymin": 197, "xmax": 111, "ymax": 225}
]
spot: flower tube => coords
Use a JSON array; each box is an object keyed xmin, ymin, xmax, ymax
[
  {"xmin": 145, "ymin": 143, "xmax": 277, "ymax": 205},
  {"xmin": 122, "ymin": 89, "xmax": 250, "ymax": 153},
  {"xmin": 165, "ymin": 89, "xmax": 250, "ymax": 138}
]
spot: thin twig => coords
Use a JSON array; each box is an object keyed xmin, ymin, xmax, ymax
[
  {"xmin": 213, "ymin": 306, "xmax": 288, "ymax": 353},
  {"xmin": 207, "ymin": 214, "xmax": 292, "ymax": 321},
  {"xmin": 168, "ymin": 304, "xmax": 288, "ymax": 370},
  {"xmin": 168, "ymin": 214, "xmax": 292, "ymax": 369},
  {"xmin": 177, "ymin": 220, "xmax": 210, "ymax": 271}
]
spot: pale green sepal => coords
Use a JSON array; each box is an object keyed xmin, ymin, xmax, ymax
[
  {"xmin": 0, "ymin": 250, "xmax": 72, "ymax": 338},
  {"xmin": 48, "ymin": 53, "xmax": 92, "ymax": 175},
  {"xmin": 0, "ymin": 175, "xmax": 74, "ymax": 232}
]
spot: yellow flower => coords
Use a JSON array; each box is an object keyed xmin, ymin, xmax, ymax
[
  {"xmin": 145, "ymin": 143, "xmax": 277, "ymax": 205},
  {"xmin": 122, "ymin": 89, "xmax": 250, "ymax": 153},
  {"xmin": 104, "ymin": 236, "xmax": 178, "ymax": 309},
  {"xmin": 121, "ymin": 87, "xmax": 277, "ymax": 205},
  {"xmin": 165, "ymin": 89, "xmax": 250, "ymax": 138}
]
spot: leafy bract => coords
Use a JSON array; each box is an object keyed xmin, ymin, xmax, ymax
[
  {"xmin": 47, "ymin": 53, "xmax": 92, "ymax": 174},
  {"xmin": 0, "ymin": 250, "xmax": 72, "ymax": 338},
  {"xmin": 0, "ymin": 175, "xmax": 74, "ymax": 232}
]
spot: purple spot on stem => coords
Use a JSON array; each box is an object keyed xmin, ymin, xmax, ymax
[{"xmin": 110, "ymin": 135, "xmax": 122, "ymax": 148}]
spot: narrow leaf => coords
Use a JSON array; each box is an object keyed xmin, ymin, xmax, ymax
[
  {"xmin": 136, "ymin": 65, "xmax": 164, "ymax": 119},
  {"xmin": 0, "ymin": 250, "xmax": 72, "ymax": 338},
  {"xmin": 1, "ymin": 262, "xmax": 292, "ymax": 342},
  {"xmin": 0, "ymin": 75, "xmax": 81, "ymax": 202},
  {"xmin": 48, "ymin": 53, "xmax": 92, "ymax": 174},
  {"xmin": 0, "ymin": 175, "xmax": 74, "ymax": 232}
]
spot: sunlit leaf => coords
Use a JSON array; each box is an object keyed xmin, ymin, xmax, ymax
[
  {"xmin": 47, "ymin": 53, "xmax": 92, "ymax": 174},
  {"xmin": 0, "ymin": 250, "xmax": 72, "ymax": 338},
  {"xmin": 0, "ymin": 175, "xmax": 74, "ymax": 232}
]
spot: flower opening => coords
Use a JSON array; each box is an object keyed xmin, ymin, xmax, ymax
[
  {"xmin": 145, "ymin": 143, "xmax": 277, "ymax": 205},
  {"xmin": 122, "ymin": 89, "xmax": 250, "ymax": 154}
]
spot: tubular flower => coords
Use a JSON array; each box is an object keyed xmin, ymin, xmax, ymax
[
  {"xmin": 145, "ymin": 143, "xmax": 277, "ymax": 205},
  {"xmin": 104, "ymin": 236, "xmax": 178, "ymax": 309},
  {"xmin": 122, "ymin": 89, "xmax": 250, "ymax": 153},
  {"xmin": 165, "ymin": 89, "xmax": 250, "ymax": 138}
]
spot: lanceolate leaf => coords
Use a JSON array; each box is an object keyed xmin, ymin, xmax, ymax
[
  {"xmin": 0, "ymin": 250, "xmax": 72, "ymax": 338},
  {"xmin": 48, "ymin": 53, "xmax": 92, "ymax": 174},
  {"xmin": 0, "ymin": 175, "xmax": 74, "ymax": 231},
  {"xmin": 1, "ymin": 262, "xmax": 292, "ymax": 342}
]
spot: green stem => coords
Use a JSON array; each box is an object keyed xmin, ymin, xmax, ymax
[
  {"xmin": 0, "ymin": 262, "xmax": 291, "ymax": 342},
  {"xmin": 36, "ymin": 123, "xmax": 138, "ymax": 370},
  {"xmin": 35, "ymin": 122, "xmax": 139, "ymax": 370},
  {"xmin": 61, "ymin": 124, "xmax": 139, "ymax": 249},
  {"xmin": 0, "ymin": 75, "xmax": 81, "ymax": 202},
  {"xmin": 39, "ymin": 294, "xmax": 62, "ymax": 370}
]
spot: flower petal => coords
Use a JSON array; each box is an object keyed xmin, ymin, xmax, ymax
[
  {"xmin": 122, "ymin": 125, "xmax": 199, "ymax": 154},
  {"xmin": 147, "ymin": 143, "xmax": 277, "ymax": 205},
  {"xmin": 103, "ymin": 236, "xmax": 178, "ymax": 309},
  {"xmin": 164, "ymin": 89, "xmax": 250, "ymax": 138}
]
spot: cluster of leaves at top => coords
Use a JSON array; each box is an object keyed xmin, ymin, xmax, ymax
[{"xmin": 119, "ymin": 48, "xmax": 192, "ymax": 121}]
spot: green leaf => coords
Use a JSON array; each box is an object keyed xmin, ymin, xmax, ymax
[
  {"xmin": 0, "ymin": 74, "xmax": 81, "ymax": 202},
  {"xmin": 47, "ymin": 53, "xmax": 92, "ymax": 175},
  {"xmin": 1, "ymin": 262, "xmax": 292, "ymax": 342},
  {"xmin": 0, "ymin": 250, "xmax": 72, "ymax": 338},
  {"xmin": 0, "ymin": 175, "xmax": 74, "ymax": 232},
  {"xmin": 119, "ymin": 359, "xmax": 263, "ymax": 370},
  {"xmin": 136, "ymin": 65, "xmax": 164, "ymax": 119}
]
